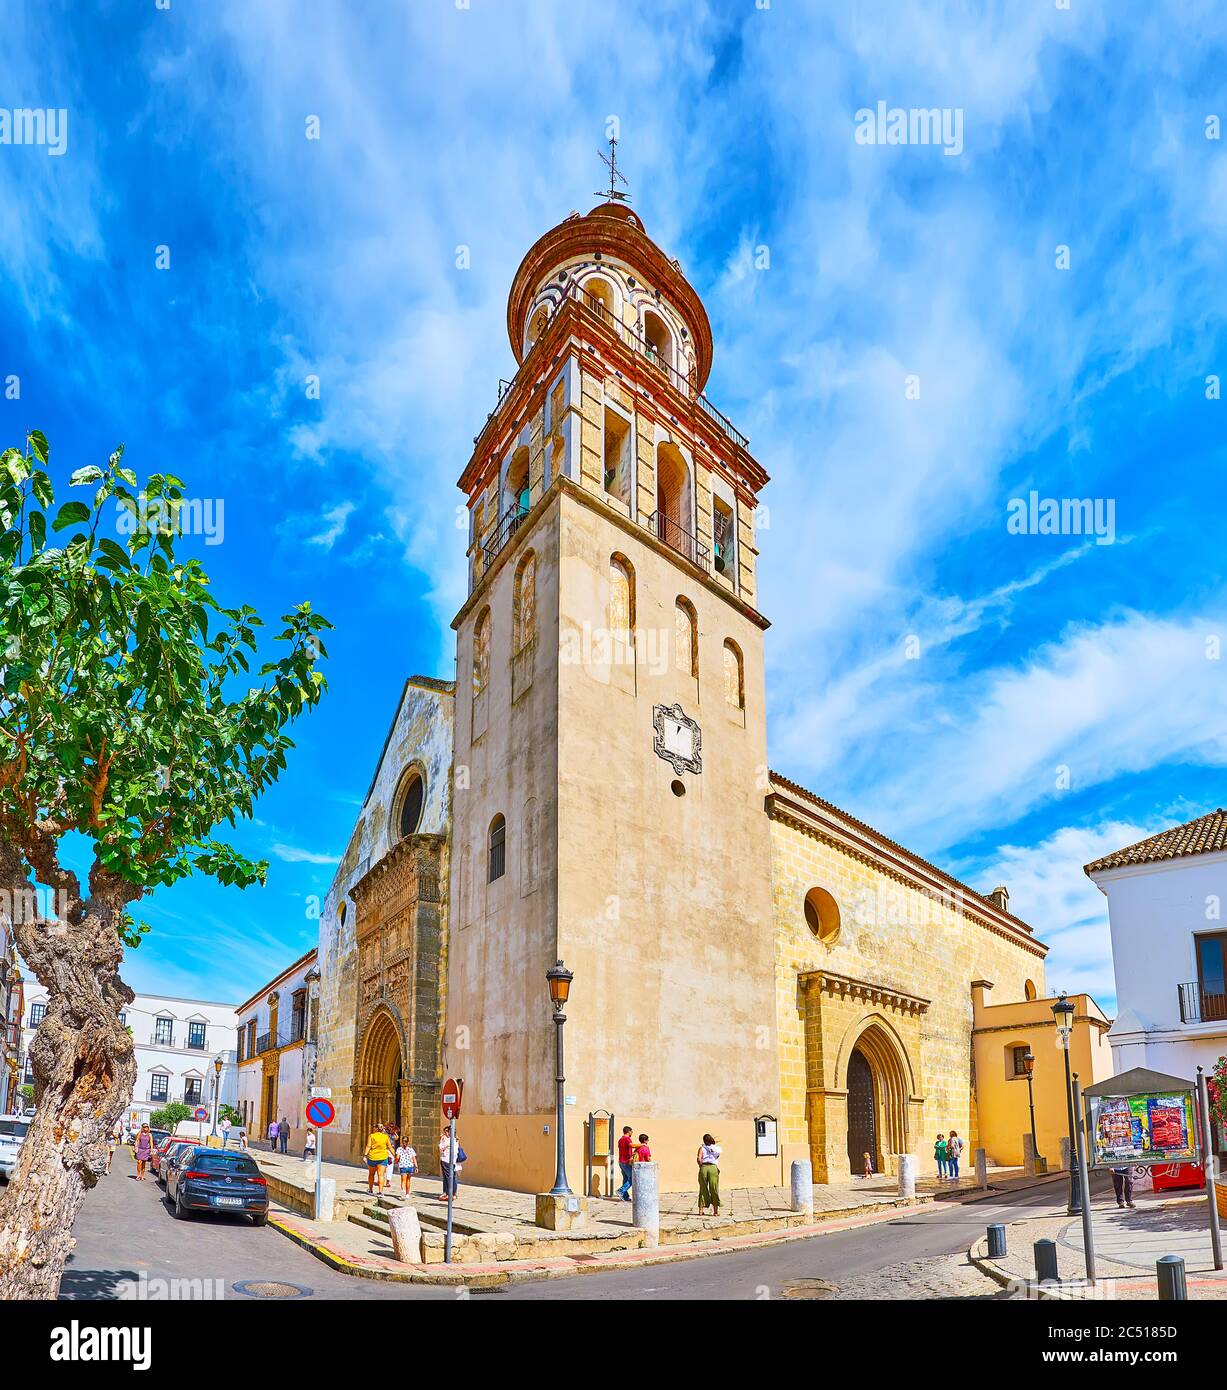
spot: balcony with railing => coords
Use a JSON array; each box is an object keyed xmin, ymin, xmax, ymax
[
  {"xmin": 481, "ymin": 501, "xmax": 530, "ymax": 569},
  {"xmin": 651, "ymin": 509, "xmax": 710, "ymax": 570},
  {"xmin": 1177, "ymin": 981, "xmax": 1227, "ymax": 1024}
]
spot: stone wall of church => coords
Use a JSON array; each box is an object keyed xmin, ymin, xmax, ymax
[
  {"xmin": 769, "ymin": 806, "xmax": 1048, "ymax": 1181},
  {"xmin": 313, "ymin": 678, "xmax": 454, "ymax": 1160}
]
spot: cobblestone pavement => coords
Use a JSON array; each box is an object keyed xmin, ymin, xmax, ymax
[{"xmin": 833, "ymin": 1249, "xmax": 1007, "ymax": 1300}]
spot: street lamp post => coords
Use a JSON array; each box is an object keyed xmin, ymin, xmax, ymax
[
  {"xmin": 1052, "ymin": 992, "xmax": 1081, "ymax": 1214},
  {"xmin": 546, "ymin": 960, "xmax": 574, "ymax": 1197},
  {"xmin": 1022, "ymin": 1048, "xmax": 1039, "ymax": 1169},
  {"xmin": 209, "ymin": 1055, "xmax": 223, "ymax": 1140}
]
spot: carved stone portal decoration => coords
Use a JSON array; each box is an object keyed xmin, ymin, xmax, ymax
[
  {"xmin": 349, "ymin": 833, "xmax": 446, "ymax": 1170},
  {"xmin": 653, "ymin": 702, "xmax": 702, "ymax": 776}
]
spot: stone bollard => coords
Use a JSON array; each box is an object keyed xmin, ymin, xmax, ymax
[
  {"xmin": 632, "ymin": 1161, "xmax": 660, "ymax": 1248},
  {"xmin": 387, "ymin": 1204, "xmax": 424, "ymax": 1264},
  {"xmin": 1157, "ymin": 1255, "xmax": 1187, "ymax": 1301},
  {"xmin": 975, "ymin": 1147, "xmax": 988, "ymax": 1188},
  {"xmin": 1060, "ymin": 1136, "xmax": 1072, "ymax": 1172},
  {"xmin": 790, "ymin": 1159, "xmax": 814, "ymax": 1218},
  {"xmin": 897, "ymin": 1153, "xmax": 917, "ymax": 1199},
  {"xmin": 1022, "ymin": 1133, "xmax": 1038, "ymax": 1176},
  {"xmin": 314, "ymin": 1175, "xmax": 336, "ymax": 1224}
]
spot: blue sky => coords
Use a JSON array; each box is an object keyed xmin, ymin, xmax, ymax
[{"xmin": 2, "ymin": 1, "xmax": 1224, "ymax": 1011}]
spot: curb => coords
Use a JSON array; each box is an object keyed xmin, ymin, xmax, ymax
[{"xmin": 270, "ymin": 1194, "xmax": 942, "ymax": 1287}]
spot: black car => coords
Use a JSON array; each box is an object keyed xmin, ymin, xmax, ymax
[{"xmin": 166, "ymin": 1147, "xmax": 270, "ymax": 1225}]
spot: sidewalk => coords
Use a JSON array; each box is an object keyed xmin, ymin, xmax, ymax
[
  {"xmin": 251, "ymin": 1145, "xmax": 1050, "ymax": 1283},
  {"xmin": 970, "ymin": 1187, "xmax": 1227, "ymax": 1300}
]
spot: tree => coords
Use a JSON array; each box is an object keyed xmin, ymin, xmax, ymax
[
  {"xmin": 218, "ymin": 1103, "xmax": 243, "ymax": 1127},
  {"xmin": 149, "ymin": 1101, "xmax": 193, "ymax": 1133},
  {"xmin": 17, "ymin": 1084, "xmax": 33, "ymax": 1108},
  {"xmin": 0, "ymin": 432, "xmax": 330, "ymax": 1297}
]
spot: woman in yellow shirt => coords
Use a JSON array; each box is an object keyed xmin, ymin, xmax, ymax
[{"xmin": 364, "ymin": 1124, "xmax": 392, "ymax": 1194}]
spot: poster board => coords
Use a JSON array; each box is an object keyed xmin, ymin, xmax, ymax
[{"xmin": 1087, "ymin": 1088, "xmax": 1199, "ymax": 1168}]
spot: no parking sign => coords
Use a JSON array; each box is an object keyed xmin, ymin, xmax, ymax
[{"xmin": 305, "ymin": 1096, "xmax": 335, "ymax": 1128}]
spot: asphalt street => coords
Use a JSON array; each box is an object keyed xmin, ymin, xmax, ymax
[{"xmin": 59, "ymin": 1147, "xmax": 1074, "ymax": 1302}]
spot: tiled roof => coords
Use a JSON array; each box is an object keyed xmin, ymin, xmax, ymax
[{"xmin": 1084, "ymin": 808, "xmax": 1227, "ymax": 874}]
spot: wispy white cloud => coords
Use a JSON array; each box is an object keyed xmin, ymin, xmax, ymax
[{"xmin": 269, "ymin": 843, "xmax": 340, "ymax": 866}]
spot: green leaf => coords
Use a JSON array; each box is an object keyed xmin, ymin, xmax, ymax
[
  {"xmin": 28, "ymin": 430, "xmax": 49, "ymax": 465},
  {"xmin": 28, "ymin": 510, "xmax": 46, "ymax": 552},
  {"xmin": 52, "ymin": 500, "xmax": 91, "ymax": 532},
  {"xmin": 69, "ymin": 465, "xmax": 104, "ymax": 488}
]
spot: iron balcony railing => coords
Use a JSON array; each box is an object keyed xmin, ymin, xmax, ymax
[
  {"xmin": 1177, "ymin": 982, "xmax": 1227, "ymax": 1024},
  {"xmin": 651, "ymin": 509, "xmax": 710, "ymax": 570},
  {"xmin": 256, "ymin": 1031, "xmax": 273, "ymax": 1054},
  {"xmin": 481, "ymin": 502, "xmax": 530, "ymax": 567}
]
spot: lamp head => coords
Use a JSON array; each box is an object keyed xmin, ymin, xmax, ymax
[
  {"xmin": 1022, "ymin": 1050, "xmax": 1035, "ymax": 1076},
  {"xmin": 546, "ymin": 960, "xmax": 574, "ymax": 1008}
]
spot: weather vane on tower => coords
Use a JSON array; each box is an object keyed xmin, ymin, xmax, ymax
[{"xmin": 597, "ymin": 135, "xmax": 631, "ymax": 205}]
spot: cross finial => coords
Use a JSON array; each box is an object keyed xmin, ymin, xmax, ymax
[{"xmin": 597, "ymin": 135, "xmax": 631, "ymax": 204}]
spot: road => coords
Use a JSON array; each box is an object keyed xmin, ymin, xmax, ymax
[
  {"xmin": 61, "ymin": 1147, "xmax": 1067, "ymax": 1301},
  {"xmin": 61, "ymin": 1146, "xmax": 453, "ymax": 1302}
]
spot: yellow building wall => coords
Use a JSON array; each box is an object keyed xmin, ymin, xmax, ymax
[{"xmin": 972, "ymin": 989, "xmax": 1114, "ymax": 1168}]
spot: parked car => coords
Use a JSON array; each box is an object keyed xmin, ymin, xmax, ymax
[
  {"xmin": 0, "ymin": 1115, "xmax": 31, "ymax": 1183},
  {"xmin": 166, "ymin": 1147, "xmax": 269, "ymax": 1225},
  {"xmin": 155, "ymin": 1141, "xmax": 197, "ymax": 1187}
]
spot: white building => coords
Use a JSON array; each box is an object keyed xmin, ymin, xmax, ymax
[
  {"xmin": 1, "ymin": 925, "xmax": 23, "ymax": 1115},
  {"xmin": 20, "ymin": 986, "xmax": 239, "ymax": 1129},
  {"xmin": 1086, "ymin": 806, "xmax": 1227, "ymax": 1158},
  {"xmin": 235, "ymin": 948, "xmax": 317, "ymax": 1151}
]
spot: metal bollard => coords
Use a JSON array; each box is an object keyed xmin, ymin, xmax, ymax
[
  {"xmin": 1034, "ymin": 1237, "xmax": 1059, "ymax": 1283},
  {"xmin": 987, "ymin": 1223, "xmax": 1007, "ymax": 1258},
  {"xmin": 1156, "ymin": 1254, "xmax": 1187, "ymax": 1301}
]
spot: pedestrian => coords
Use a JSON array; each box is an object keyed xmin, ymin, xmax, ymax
[
  {"xmin": 238, "ymin": 1127, "xmax": 248, "ymax": 1151},
  {"xmin": 106, "ymin": 1122, "xmax": 120, "ymax": 1174},
  {"xmin": 304, "ymin": 1129, "xmax": 317, "ymax": 1161},
  {"xmin": 616, "ymin": 1124, "xmax": 635, "ymax": 1201},
  {"xmin": 1111, "ymin": 1164, "xmax": 1136, "ymax": 1209},
  {"xmin": 946, "ymin": 1129, "xmax": 963, "ymax": 1180},
  {"xmin": 633, "ymin": 1133, "xmax": 651, "ymax": 1165},
  {"xmin": 862, "ymin": 1150, "xmax": 873, "ymax": 1178},
  {"xmin": 267, "ymin": 1118, "xmax": 279, "ymax": 1151},
  {"xmin": 364, "ymin": 1123, "xmax": 392, "ymax": 1194},
  {"xmin": 134, "ymin": 1123, "xmax": 153, "ymax": 1180},
  {"xmin": 696, "ymin": 1133, "xmax": 721, "ymax": 1217},
  {"xmin": 395, "ymin": 1137, "xmax": 418, "ymax": 1194},
  {"xmin": 220, "ymin": 1116, "xmax": 232, "ymax": 1149},
  {"xmin": 277, "ymin": 1116, "xmax": 289, "ymax": 1154},
  {"xmin": 934, "ymin": 1133, "xmax": 948, "ymax": 1179},
  {"xmin": 438, "ymin": 1127, "xmax": 463, "ymax": 1201}
]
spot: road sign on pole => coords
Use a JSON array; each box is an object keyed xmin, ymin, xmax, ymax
[
  {"xmin": 193, "ymin": 1106, "xmax": 208, "ymax": 1122},
  {"xmin": 305, "ymin": 1097, "xmax": 335, "ymax": 1128},
  {"xmin": 441, "ymin": 1077, "xmax": 463, "ymax": 1120}
]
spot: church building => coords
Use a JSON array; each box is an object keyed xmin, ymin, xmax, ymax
[{"xmin": 311, "ymin": 197, "xmax": 1072, "ymax": 1195}]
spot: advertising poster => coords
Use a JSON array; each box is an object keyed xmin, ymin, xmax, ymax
[{"xmin": 1089, "ymin": 1089, "xmax": 1198, "ymax": 1166}]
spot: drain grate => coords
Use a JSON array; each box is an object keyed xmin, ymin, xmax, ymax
[
  {"xmin": 781, "ymin": 1278, "xmax": 838, "ymax": 1300},
  {"xmin": 232, "ymin": 1279, "xmax": 313, "ymax": 1300}
]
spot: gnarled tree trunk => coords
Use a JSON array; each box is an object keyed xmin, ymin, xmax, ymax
[{"xmin": 0, "ymin": 842, "xmax": 136, "ymax": 1300}]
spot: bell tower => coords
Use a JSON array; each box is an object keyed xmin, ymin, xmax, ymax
[{"xmin": 446, "ymin": 196, "xmax": 779, "ymax": 1194}]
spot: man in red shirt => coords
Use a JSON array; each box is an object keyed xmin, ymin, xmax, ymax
[{"xmin": 616, "ymin": 1125, "xmax": 635, "ymax": 1201}]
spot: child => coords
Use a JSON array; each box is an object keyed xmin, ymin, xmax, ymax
[
  {"xmin": 395, "ymin": 1138, "xmax": 418, "ymax": 1194},
  {"xmin": 634, "ymin": 1133, "xmax": 651, "ymax": 1164},
  {"xmin": 862, "ymin": 1151, "xmax": 873, "ymax": 1178}
]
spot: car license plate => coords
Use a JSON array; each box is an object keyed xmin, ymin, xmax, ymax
[{"xmin": 214, "ymin": 1196, "xmax": 244, "ymax": 1207}]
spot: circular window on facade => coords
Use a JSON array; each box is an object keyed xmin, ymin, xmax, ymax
[
  {"xmin": 398, "ymin": 772, "xmax": 425, "ymax": 839},
  {"xmin": 803, "ymin": 887, "xmax": 841, "ymax": 945}
]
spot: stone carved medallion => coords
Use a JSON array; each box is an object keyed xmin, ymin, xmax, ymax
[{"xmin": 653, "ymin": 702, "xmax": 702, "ymax": 776}]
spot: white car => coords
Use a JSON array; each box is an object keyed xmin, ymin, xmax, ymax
[{"xmin": 0, "ymin": 1116, "xmax": 31, "ymax": 1182}]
